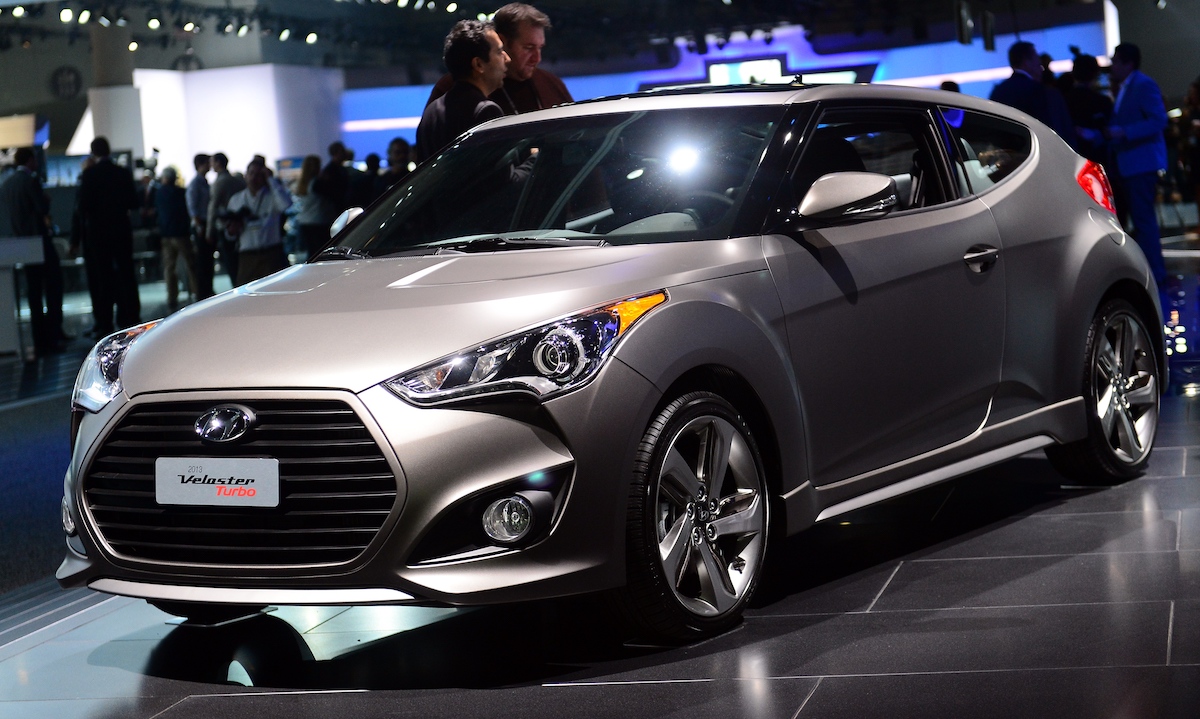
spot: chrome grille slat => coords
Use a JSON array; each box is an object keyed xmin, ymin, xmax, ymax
[{"xmin": 82, "ymin": 399, "xmax": 398, "ymax": 568}]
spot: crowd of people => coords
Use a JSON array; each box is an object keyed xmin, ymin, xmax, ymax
[
  {"xmin": 0, "ymin": 2, "xmax": 571, "ymax": 356},
  {"xmin": 986, "ymin": 40, "xmax": 1200, "ymax": 289},
  {"xmin": 6, "ymin": 3, "xmax": 1199, "ymax": 357}
]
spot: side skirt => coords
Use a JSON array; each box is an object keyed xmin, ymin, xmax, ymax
[{"xmin": 782, "ymin": 396, "xmax": 1085, "ymax": 529}]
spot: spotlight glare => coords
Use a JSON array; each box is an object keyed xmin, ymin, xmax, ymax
[
  {"xmin": 447, "ymin": 2, "xmax": 457, "ymax": 10},
  {"xmin": 12, "ymin": 6, "xmax": 25, "ymax": 18},
  {"xmin": 279, "ymin": 27, "xmax": 290, "ymax": 40},
  {"xmin": 305, "ymin": 32, "xmax": 317, "ymax": 44},
  {"xmin": 78, "ymin": 9, "xmax": 90, "ymax": 23},
  {"xmin": 148, "ymin": 17, "xmax": 160, "ymax": 30},
  {"xmin": 60, "ymin": 8, "xmax": 73, "ymax": 22},
  {"xmin": 128, "ymin": 41, "xmax": 138, "ymax": 51},
  {"xmin": 183, "ymin": 21, "xmax": 195, "ymax": 32},
  {"xmin": 237, "ymin": 23, "xmax": 249, "ymax": 37}
]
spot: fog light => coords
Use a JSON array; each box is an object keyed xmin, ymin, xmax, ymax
[
  {"xmin": 482, "ymin": 495, "xmax": 534, "ymax": 543},
  {"xmin": 61, "ymin": 497, "xmax": 76, "ymax": 536}
]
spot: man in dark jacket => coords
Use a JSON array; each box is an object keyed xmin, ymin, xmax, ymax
[
  {"xmin": 1, "ymin": 147, "xmax": 66, "ymax": 353},
  {"xmin": 991, "ymin": 41, "xmax": 1077, "ymax": 148},
  {"xmin": 154, "ymin": 166, "xmax": 196, "ymax": 311},
  {"xmin": 417, "ymin": 20, "xmax": 510, "ymax": 161},
  {"xmin": 78, "ymin": 136, "xmax": 140, "ymax": 336},
  {"xmin": 426, "ymin": 4, "xmax": 572, "ymax": 117}
]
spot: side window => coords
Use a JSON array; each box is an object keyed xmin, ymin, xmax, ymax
[
  {"xmin": 792, "ymin": 108, "xmax": 952, "ymax": 213},
  {"xmin": 940, "ymin": 107, "xmax": 1032, "ymax": 194}
]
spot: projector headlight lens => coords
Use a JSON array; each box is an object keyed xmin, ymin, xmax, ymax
[{"xmin": 387, "ymin": 291, "xmax": 666, "ymax": 404}]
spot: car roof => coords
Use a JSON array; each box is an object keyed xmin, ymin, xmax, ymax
[{"xmin": 480, "ymin": 82, "xmax": 1028, "ymax": 131}]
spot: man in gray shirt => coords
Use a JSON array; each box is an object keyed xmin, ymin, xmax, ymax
[{"xmin": 206, "ymin": 152, "xmax": 246, "ymax": 285}]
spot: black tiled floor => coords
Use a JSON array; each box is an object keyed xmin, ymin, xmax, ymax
[
  {"xmin": 874, "ymin": 551, "xmax": 1200, "ymax": 610},
  {"xmin": 800, "ymin": 666, "xmax": 1200, "ymax": 719},
  {"xmin": 1170, "ymin": 599, "xmax": 1200, "ymax": 665}
]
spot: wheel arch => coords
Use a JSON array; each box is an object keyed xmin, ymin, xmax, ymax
[{"xmin": 612, "ymin": 278, "xmax": 818, "ymax": 534}]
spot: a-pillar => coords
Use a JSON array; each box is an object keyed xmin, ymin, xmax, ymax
[{"xmin": 87, "ymin": 25, "xmax": 144, "ymax": 159}]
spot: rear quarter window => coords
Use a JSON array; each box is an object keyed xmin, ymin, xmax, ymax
[{"xmin": 940, "ymin": 107, "xmax": 1032, "ymax": 194}]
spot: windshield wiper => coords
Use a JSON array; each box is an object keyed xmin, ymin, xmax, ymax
[
  {"xmin": 310, "ymin": 245, "xmax": 371, "ymax": 262},
  {"xmin": 433, "ymin": 237, "xmax": 607, "ymax": 254}
]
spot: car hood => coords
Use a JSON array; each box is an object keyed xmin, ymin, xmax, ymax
[{"xmin": 121, "ymin": 239, "xmax": 768, "ymax": 396}]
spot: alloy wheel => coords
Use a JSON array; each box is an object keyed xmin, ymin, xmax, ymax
[
  {"xmin": 653, "ymin": 414, "xmax": 766, "ymax": 617},
  {"xmin": 1092, "ymin": 310, "xmax": 1158, "ymax": 464}
]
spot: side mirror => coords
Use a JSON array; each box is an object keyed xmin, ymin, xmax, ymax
[
  {"xmin": 796, "ymin": 172, "xmax": 898, "ymax": 223},
  {"xmin": 330, "ymin": 207, "xmax": 364, "ymax": 238}
]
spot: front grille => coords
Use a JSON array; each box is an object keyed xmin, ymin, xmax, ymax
[{"xmin": 82, "ymin": 399, "xmax": 397, "ymax": 568}]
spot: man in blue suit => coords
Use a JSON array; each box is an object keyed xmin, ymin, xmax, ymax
[
  {"xmin": 991, "ymin": 41, "xmax": 1076, "ymax": 148},
  {"xmin": 1105, "ymin": 43, "xmax": 1168, "ymax": 285}
]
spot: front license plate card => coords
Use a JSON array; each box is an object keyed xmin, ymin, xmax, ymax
[{"xmin": 155, "ymin": 457, "xmax": 280, "ymax": 507}]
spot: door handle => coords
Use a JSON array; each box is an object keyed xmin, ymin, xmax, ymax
[{"xmin": 963, "ymin": 245, "xmax": 999, "ymax": 273}]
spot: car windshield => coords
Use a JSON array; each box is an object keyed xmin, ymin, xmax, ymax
[{"xmin": 330, "ymin": 106, "xmax": 780, "ymax": 256}]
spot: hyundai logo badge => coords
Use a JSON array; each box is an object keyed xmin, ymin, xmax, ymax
[{"xmin": 195, "ymin": 405, "xmax": 256, "ymax": 444}]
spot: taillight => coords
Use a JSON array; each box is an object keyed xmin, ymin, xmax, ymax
[{"xmin": 1077, "ymin": 160, "xmax": 1116, "ymax": 214}]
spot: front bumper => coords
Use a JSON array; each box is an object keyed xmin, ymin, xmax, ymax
[{"xmin": 58, "ymin": 358, "xmax": 658, "ymax": 606}]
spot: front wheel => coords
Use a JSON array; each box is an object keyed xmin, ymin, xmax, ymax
[
  {"xmin": 1046, "ymin": 298, "xmax": 1160, "ymax": 483},
  {"xmin": 618, "ymin": 392, "xmax": 769, "ymax": 641}
]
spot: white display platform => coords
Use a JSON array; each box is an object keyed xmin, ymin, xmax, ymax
[{"xmin": 0, "ymin": 236, "xmax": 43, "ymax": 356}]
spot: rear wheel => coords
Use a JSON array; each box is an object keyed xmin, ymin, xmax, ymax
[
  {"xmin": 1046, "ymin": 298, "xmax": 1159, "ymax": 483},
  {"xmin": 618, "ymin": 392, "xmax": 769, "ymax": 641}
]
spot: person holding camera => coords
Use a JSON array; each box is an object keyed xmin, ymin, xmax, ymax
[{"xmin": 222, "ymin": 158, "xmax": 292, "ymax": 286}]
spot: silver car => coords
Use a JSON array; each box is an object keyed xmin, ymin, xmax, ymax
[{"xmin": 58, "ymin": 84, "xmax": 1164, "ymax": 640}]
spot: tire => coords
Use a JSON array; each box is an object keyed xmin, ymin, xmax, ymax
[
  {"xmin": 149, "ymin": 600, "xmax": 265, "ymax": 625},
  {"xmin": 617, "ymin": 391, "xmax": 769, "ymax": 641},
  {"xmin": 1046, "ymin": 298, "xmax": 1160, "ymax": 484}
]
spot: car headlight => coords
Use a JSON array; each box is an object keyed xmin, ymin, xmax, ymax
[
  {"xmin": 72, "ymin": 322, "xmax": 158, "ymax": 413},
  {"xmin": 386, "ymin": 291, "xmax": 667, "ymax": 405}
]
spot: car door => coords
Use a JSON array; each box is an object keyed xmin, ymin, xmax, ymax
[{"xmin": 763, "ymin": 104, "xmax": 1006, "ymax": 488}]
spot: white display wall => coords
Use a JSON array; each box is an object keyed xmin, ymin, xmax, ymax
[{"xmin": 69, "ymin": 64, "xmax": 344, "ymax": 184}]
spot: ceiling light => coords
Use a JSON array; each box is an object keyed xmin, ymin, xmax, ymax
[
  {"xmin": 237, "ymin": 23, "xmax": 249, "ymax": 37},
  {"xmin": 128, "ymin": 40, "xmax": 138, "ymax": 51},
  {"xmin": 78, "ymin": 8, "xmax": 89, "ymax": 23},
  {"xmin": 446, "ymin": 2, "xmax": 456, "ymax": 10},
  {"xmin": 278, "ymin": 27, "xmax": 290, "ymax": 40},
  {"xmin": 305, "ymin": 32, "xmax": 317, "ymax": 44},
  {"xmin": 148, "ymin": 17, "xmax": 160, "ymax": 29},
  {"xmin": 98, "ymin": 14, "xmax": 111, "ymax": 26},
  {"xmin": 183, "ymin": 20, "xmax": 195, "ymax": 32},
  {"xmin": 12, "ymin": 6, "xmax": 25, "ymax": 18},
  {"xmin": 116, "ymin": 14, "xmax": 128, "ymax": 26},
  {"xmin": 60, "ymin": 7, "xmax": 73, "ymax": 22}
]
